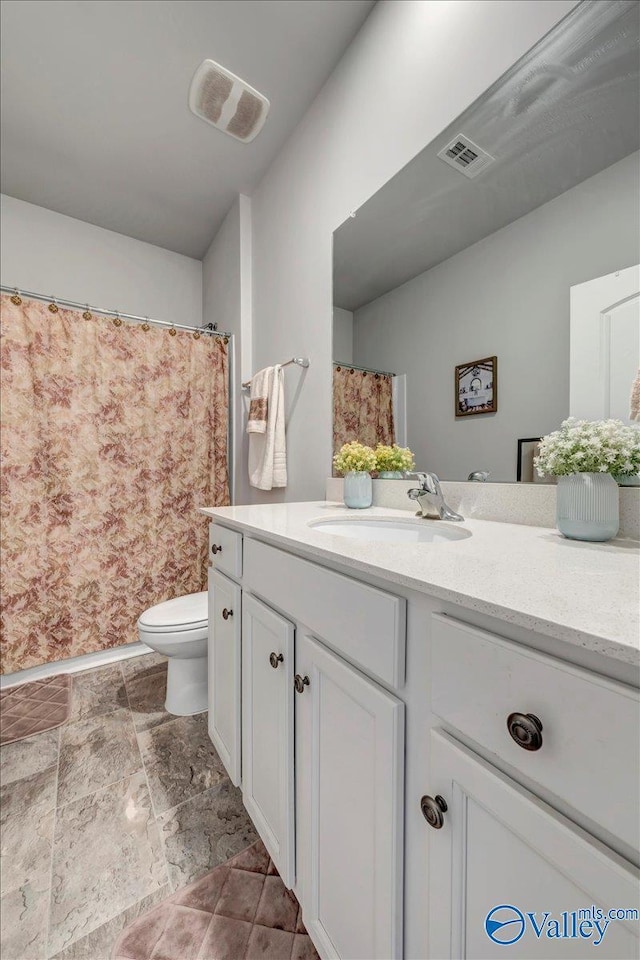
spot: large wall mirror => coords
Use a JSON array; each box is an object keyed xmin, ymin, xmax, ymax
[{"xmin": 332, "ymin": 1, "xmax": 640, "ymax": 483}]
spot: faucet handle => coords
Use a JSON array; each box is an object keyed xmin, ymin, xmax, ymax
[{"xmin": 408, "ymin": 471, "xmax": 439, "ymax": 492}]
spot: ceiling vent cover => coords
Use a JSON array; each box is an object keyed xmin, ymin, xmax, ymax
[
  {"xmin": 189, "ymin": 60, "xmax": 270, "ymax": 143},
  {"xmin": 437, "ymin": 134, "xmax": 495, "ymax": 179}
]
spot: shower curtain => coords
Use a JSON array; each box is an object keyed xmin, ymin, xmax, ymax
[
  {"xmin": 333, "ymin": 365, "xmax": 395, "ymax": 455},
  {"xmin": 0, "ymin": 294, "xmax": 230, "ymax": 674}
]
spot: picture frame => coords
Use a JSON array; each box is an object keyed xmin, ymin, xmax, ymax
[
  {"xmin": 455, "ymin": 355, "xmax": 497, "ymax": 417},
  {"xmin": 517, "ymin": 437, "xmax": 542, "ymax": 482}
]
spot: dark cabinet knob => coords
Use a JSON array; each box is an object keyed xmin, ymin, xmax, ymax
[
  {"xmin": 507, "ymin": 712, "xmax": 543, "ymax": 751},
  {"xmin": 294, "ymin": 674, "xmax": 310, "ymax": 694},
  {"xmin": 420, "ymin": 794, "xmax": 448, "ymax": 829},
  {"xmin": 222, "ymin": 608, "xmax": 233, "ymax": 620},
  {"xmin": 269, "ymin": 652, "xmax": 284, "ymax": 669},
  {"xmin": 211, "ymin": 544, "xmax": 222, "ymax": 555}
]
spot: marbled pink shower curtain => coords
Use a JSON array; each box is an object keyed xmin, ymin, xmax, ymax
[
  {"xmin": 0, "ymin": 294, "xmax": 230, "ymax": 674},
  {"xmin": 333, "ymin": 365, "xmax": 395, "ymax": 456}
]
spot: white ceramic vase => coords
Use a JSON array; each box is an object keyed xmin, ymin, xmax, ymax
[{"xmin": 556, "ymin": 472, "xmax": 619, "ymax": 542}]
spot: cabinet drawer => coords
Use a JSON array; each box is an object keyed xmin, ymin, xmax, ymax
[
  {"xmin": 244, "ymin": 538, "xmax": 406, "ymax": 688},
  {"xmin": 431, "ymin": 614, "xmax": 640, "ymax": 852},
  {"xmin": 209, "ymin": 522, "xmax": 242, "ymax": 580}
]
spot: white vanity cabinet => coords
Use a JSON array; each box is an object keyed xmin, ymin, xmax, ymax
[
  {"xmin": 205, "ymin": 519, "xmax": 640, "ymax": 960},
  {"xmin": 241, "ymin": 592, "xmax": 296, "ymax": 888},
  {"xmin": 295, "ymin": 633, "xmax": 404, "ymax": 960},
  {"xmin": 425, "ymin": 615, "xmax": 640, "ymax": 959},
  {"xmin": 427, "ymin": 731, "xmax": 640, "ymax": 960},
  {"xmin": 207, "ymin": 568, "xmax": 242, "ymax": 786}
]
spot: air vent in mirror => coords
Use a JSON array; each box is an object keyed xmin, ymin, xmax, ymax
[{"xmin": 437, "ymin": 134, "xmax": 495, "ymax": 179}]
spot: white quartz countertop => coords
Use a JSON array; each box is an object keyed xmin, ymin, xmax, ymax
[{"xmin": 200, "ymin": 501, "xmax": 640, "ymax": 668}]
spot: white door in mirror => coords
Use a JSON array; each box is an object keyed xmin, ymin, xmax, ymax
[{"xmin": 570, "ymin": 265, "xmax": 640, "ymax": 423}]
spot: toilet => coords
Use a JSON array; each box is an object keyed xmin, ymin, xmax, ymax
[{"xmin": 137, "ymin": 591, "xmax": 208, "ymax": 716}]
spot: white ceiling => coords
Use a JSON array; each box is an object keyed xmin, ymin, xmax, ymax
[
  {"xmin": 0, "ymin": 0, "xmax": 375, "ymax": 259},
  {"xmin": 334, "ymin": 0, "xmax": 640, "ymax": 312}
]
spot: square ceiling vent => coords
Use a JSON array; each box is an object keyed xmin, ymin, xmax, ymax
[{"xmin": 437, "ymin": 134, "xmax": 495, "ymax": 179}]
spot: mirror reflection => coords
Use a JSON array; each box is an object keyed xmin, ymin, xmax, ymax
[{"xmin": 332, "ymin": 1, "xmax": 640, "ymax": 482}]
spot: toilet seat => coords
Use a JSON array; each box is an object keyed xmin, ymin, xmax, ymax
[
  {"xmin": 137, "ymin": 591, "xmax": 209, "ymax": 716},
  {"xmin": 138, "ymin": 591, "xmax": 208, "ymax": 634}
]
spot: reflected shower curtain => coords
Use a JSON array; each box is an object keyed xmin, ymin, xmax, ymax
[
  {"xmin": 333, "ymin": 365, "xmax": 395, "ymax": 456},
  {"xmin": 0, "ymin": 294, "xmax": 230, "ymax": 674}
]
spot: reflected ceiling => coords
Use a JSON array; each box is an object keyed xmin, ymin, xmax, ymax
[{"xmin": 334, "ymin": 0, "xmax": 640, "ymax": 311}]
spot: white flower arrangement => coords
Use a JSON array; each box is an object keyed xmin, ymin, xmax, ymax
[
  {"xmin": 333, "ymin": 441, "xmax": 377, "ymax": 475},
  {"xmin": 535, "ymin": 418, "xmax": 640, "ymax": 478}
]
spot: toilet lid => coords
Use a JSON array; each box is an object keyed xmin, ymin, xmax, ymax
[{"xmin": 138, "ymin": 591, "xmax": 208, "ymax": 630}]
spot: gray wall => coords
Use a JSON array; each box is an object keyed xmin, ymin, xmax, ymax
[
  {"xmin": 202, "ymin": 196, "xmax": 252, "ymax": 504},
  {"xmin": 352, "ymin": 152, "xmax": 640, "ymax": 481},
  {"xmin": 250, "ymin": 0, "xmax": 576, "ymax": 501},
  {"xmin": 333, "ymin": 306, "xmax": 354, "ymax": 364},
  {"xmin": 0, "ymin": 194, "xmax": 202, "ymax": 325}
]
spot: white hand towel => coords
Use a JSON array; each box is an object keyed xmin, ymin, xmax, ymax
[
  {"xmin": 247, "ymin": 367, "xmax": 270, "ymax": 433},
  {"xmin": 248, "ymin": 365, "xmax": 287, "ymax": 490}
]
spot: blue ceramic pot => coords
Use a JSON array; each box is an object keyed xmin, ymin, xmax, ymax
[{"xmin": 343, "ymin": 471, "xmax": 373, "ymax": 509}]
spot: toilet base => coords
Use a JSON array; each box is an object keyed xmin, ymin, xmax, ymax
[{"xmin": 165, "ymin": 655, "xmax": 208, "ymax": 716}]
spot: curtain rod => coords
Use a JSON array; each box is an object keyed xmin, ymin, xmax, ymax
[
  {"xmin": 333, "ymin": 360, "xmax": 396, "ymax": 378},
  {"xmin": 1, "ymin": 284, "xmax": 232, "ymax": 339}
]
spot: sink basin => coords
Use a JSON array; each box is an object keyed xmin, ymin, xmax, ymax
[{"xmin": 308, "ymin": 517, "xmax": 471, "ymax": 544}]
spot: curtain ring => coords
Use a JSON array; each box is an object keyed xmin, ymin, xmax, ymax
[
  {"xmin": 349, "ymin": 368, "xmax": 354, "ymax": 374},
  {"xmin": 141, "ymin": 317, "xmax": 150, "ymax": 332},
  {"xmin": 169, "ymin": 325, "xmax": 177, "ymax": 337},
  {"xmin": 363, "ymin": 371, "xmax": 367, "ymax": 377},
  {"xmin": 192, "ymin": 328, "xmax": 201, "ymax": 339},
  {"xmin": 223, "ymin": 336, "xmax": 229, "ymax": 345},
  {"xmin": 375, "ymin": 373, "xmax": 380, "ymax": 379},
  {"xmin": 10, "ymin": 288, "xmax": 22, "ymax": 305},
  {"xmin": 336, "ymin": 366, "xmax": 341, "ymax": 372},
  {"xmin": 113, "ymin": 310, "xmax": 123, "ymax": 328},
  {"xmin": 48, "ymin": 297, "xmax": 59, "ymax": 313},
  {"xmin": 82, "ymin": 304, "xmax": 92, "ymax": 320}
]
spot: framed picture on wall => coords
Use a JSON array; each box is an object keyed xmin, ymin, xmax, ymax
[{"xmin": 455, "ymin": 356, "xmax": 497, "ymax": 417}]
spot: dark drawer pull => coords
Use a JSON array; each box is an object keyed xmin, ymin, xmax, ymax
[
  {"xmin": 211, "ymin": 544, "xmax": 222, "ymax": 555},
  {"xmin": 269, "ymin": 652, "xmax": 284, "ymax": 669},
  {"xmin": 294, "ymin": 674, "xmax": 310, "ymax": 694},
  {"xmin": 507, "ymin": 712, "xmax": 543, "ymax": 751},
  {"xmin": 420, "ymin": 794, "xmax": 448, "ymax": 829},
  {"xmin": 222, "ymin": 608, "xmax": 233, "ymax": 621}
]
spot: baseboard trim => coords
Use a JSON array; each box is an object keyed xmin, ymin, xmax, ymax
[{"xmin": 0, "ymin": 642, "xmax": 153, "ymax": 690}]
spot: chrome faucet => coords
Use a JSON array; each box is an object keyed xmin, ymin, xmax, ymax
[
  {"xmin": 407, "ymin": 472, "xmax": 464, "ymax": 522},
  {"xmin": 468, "ymin": 470, "xmax": 491, "ymax": 482}
]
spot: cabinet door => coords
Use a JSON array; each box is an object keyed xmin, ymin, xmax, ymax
[
  {"xmin": 207, "ymin": 568, "xmax": 242, "ymax": 786},
  {"xmin": 242, "ymin": 592, "xmax": 295, "ymax": 887},
  {"xmin": 297, "ymin": 634, "xmax": 404, "ymax": 960},
  {"xmin": 427, "ymin": 730, "xmax": 640, "ymax": 960}
]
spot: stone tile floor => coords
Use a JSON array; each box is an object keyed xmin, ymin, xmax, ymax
[{"xmin": 0, "ymin": 654, "xmax": 259, "ymax": 960}]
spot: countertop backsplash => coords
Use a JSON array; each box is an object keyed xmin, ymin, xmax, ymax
[{"xmin": 325, "ymin": 478, "xmax": 640, "ymax": 541}]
